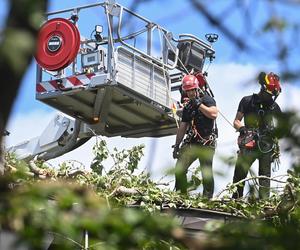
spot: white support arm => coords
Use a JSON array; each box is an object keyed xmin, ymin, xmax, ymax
[{"xmin": 7, "ymin": 113, "xmax": 92, "ymax": 161}]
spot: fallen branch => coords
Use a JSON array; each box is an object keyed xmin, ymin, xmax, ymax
[
  {"xmin": 108, "ymin": 185, "xmax": 141, "ymax": 197},
  {"xmin": 57, "ymin": 170, "xmax": 86, "ymax": 178},
  {"xmin": 5, "ymin": 163, "xmax": 17, "ymax": 173},
  {"xmin": 115, "ymin": 186, "xmax": 140, "ymax": 196},
  {"xmin": 216, "ymin": 174, "xmax": 288, "ymax": 198},
  {"xmin": 29, "ymin": 159, "xmax": 47, "ymax": 176},
  {"xmin": 227, "ymin": 205, "xmax": 248, "ymax": 218}
]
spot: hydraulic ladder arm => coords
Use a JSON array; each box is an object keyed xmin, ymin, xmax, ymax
[{"xmin": 8, "ymin": 113, "xmax": 92, "ymax": 161}]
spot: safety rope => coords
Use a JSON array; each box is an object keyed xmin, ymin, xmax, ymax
[{"xmin": 218, "ymin": 109, "xmax": 236, "ymax": 130}]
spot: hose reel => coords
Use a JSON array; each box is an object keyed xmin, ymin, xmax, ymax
[{"xmin": 35, "ymin": 18, "xmax": 80, "ymax": 71}]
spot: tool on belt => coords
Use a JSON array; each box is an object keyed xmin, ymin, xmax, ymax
[{"xmin": 237, "ymin": 129, "xmax": 258, "ymax": 149}]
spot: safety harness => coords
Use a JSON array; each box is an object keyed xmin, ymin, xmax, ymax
[
  {"xmin": 237, "ymin": 96, "xmax": 280, "ymax": 167},
  {"xmin": 182, "ymin": 88, "xmax": 218, "ymax": 148},
  {"xmin": 184, "ymin": 117, "xmax": 217, "ymax": 147}
]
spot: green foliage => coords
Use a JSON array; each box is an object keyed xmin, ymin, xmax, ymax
[
  {"xmin": 201, "ymin": 166, "xmax": 300, "ymax": 250},
  {"xmin": 1, "ymin": 141, "xmax": 188, "ymax": 249},
  {"xmin": 0, "ymin": 173, "xmax": 184, "ymax": 249},
  {"xmin": 90, "ymin": 139, "xmax": 109, "ymax": 175},
  {"xmin": 90, "ymin": 139, "xmax": 144, "ymax": 176},
  {"xmin": 2, "ymin": 110, "xmax": 300, "ymax": 250}
]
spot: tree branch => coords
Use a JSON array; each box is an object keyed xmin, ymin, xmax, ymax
[
  {"xmin": 189, "ymin": 0, "xmax": 249, "ymax": 50},
  {"xmin": 216, "ymin": 174, "xmax": 288, "ymax": 198}
]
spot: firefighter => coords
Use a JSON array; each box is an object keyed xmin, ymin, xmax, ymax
[
  {"xmin": 172, "ymin": 74, "xmax": 218, "ymax": 198},
  {"xmin": 232, "ymin": 72, "xmax": 282, "ymax": 199}
]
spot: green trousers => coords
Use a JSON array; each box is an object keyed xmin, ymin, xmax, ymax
[
  {"xmin": 175, "ymin": 144, "xmax": 215, "ymax": 198},
  {"xmin": 232, "ymin": 148, "xmax": 272, "ymax": 199}
]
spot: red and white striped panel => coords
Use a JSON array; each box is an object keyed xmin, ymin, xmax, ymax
[{"xmin": 36, "ymin": 73, "xmax": 95, "ymax": 93}]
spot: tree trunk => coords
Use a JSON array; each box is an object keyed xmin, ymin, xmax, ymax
[{"xmin": 0, "ymin": 0, "xmax": 48, "ymax": 174}]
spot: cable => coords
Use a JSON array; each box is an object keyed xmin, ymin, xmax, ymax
[
  {"xmin": 218, "ymin": 109, "xmax": 235, "ymax": 130},
  {"xmin": 204, "ymin": 60, "xmax": 212, "ymax": 73},
  {"xmin": 121, "ymin": 27, "xmax": 148, "ymax": 41}
]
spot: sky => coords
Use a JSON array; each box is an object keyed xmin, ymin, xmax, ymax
[{"xmin": 2, "ymin": 0, "xmax": 300, "ymax": 196}]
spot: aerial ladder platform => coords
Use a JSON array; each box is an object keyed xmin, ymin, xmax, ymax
[{"xmin": 8, "ymin": 0, "xmax": 216, "ymax": 161}]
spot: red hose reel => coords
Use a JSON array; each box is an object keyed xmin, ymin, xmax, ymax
[{"xmin": 35, "ymin": 18, "xmax": 80, "ymax": 71}]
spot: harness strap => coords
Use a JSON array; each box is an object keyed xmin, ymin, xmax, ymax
[{"xmin": 190, "ymin": 118, "xmax": 216, "ymax": 146}]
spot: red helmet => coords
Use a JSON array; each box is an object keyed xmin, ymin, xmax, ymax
[
  {"xmin": 182, "ymin": 75, "xmax": 199, "ymax": 91},
  {"xmin": 259, "ymin": 72, "xmax": 281, "ymax": 96}
]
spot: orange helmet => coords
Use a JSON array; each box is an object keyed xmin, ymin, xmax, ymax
[
  {"xmin": 259, "ymin": 72, "xmax": 281, "ymax": 96},
  {"xmin": 182, "ymin": 75, "xmax": 199, "ymax": 91}
]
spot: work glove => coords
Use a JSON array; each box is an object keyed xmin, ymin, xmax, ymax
[
  {"xmin": 192, "ymin": 97, "xmax": 203, "ymax": 109},
  {"xmin": 172, "ymin": 144, "xmax": 180, "ymax": 159},
  {"xmin": 185, "ymin": 97, "xmax": 203, "ymax": 110},
  {"xmin": 238, "ymin": 126, "xmax": 247, "ymax": 135}
]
